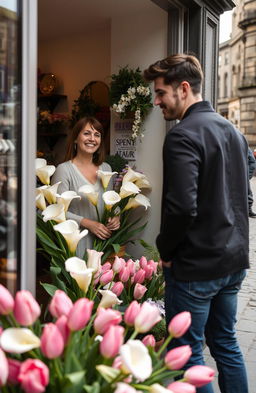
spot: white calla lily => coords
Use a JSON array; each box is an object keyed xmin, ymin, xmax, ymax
[
  {"xmin": 122, "ymin": 167, "xmax": 145, "ymax": 184},
  {"xmin": 87, "ymin": 249, "xmax": 104, "ymax": 273},
  {"xmin": 102, "ymin": 190, "xmax": 121, "ymax": 210},
  {"xmin": 36, "ymin": 164, "xmax": 56, "ymax": 185},
  {"xmin": 39, "ymin": 182, "xmax": 62, "ymax": 204},
  {"xmin": 124, "ymin": 194, "xmax": 151, "ymax": 211},
  {"xmin": 36, "ymin": 193, "xmax": 46, "ymax": 211},
  {"xmin": 134, "ymin": 177, "xmax": 151, "ymax": 189},
  {"xmin": 97, "ymin": 170, "xmax": 117, "ymax": 190},
  {"xmin": 42, "ymin": 203, "xmax": 66, "ymax": 223},
  {"xmin": 119, "ymin": 182, "xmax": 140, "ymax": 199},
  {"xmin": 53, "ymin": 220, "xmax": 88, "ymax": 253},
  {"xmin": 120, "ymin": 339, "xmax": 152, "ymax": 381},
  {"xmin": 98, "ymin": 289, "xmax": 122, "ymax": 308},
  {"xmin": 149, "ymin": 384, "xmax": 172, "ymax": 393},
  {"xmin": 65, "ymin": 256, "xmax": 93, "ymax": 293},
  {"xmin": 35, "ymin": 158, "xmax": 46, "ymax": 170},
  {"xmin": 57, "ymin": 190, "xmax": 81, "ymax": 212},
  {"xmin": 0, "ymin": 328, "xmax": 41, "ymax": 354},
  {"xmin": 79, "ymin": 184, "xmax": 99, "ymax": 206}
]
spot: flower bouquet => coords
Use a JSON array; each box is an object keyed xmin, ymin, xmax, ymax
[
  {"xmin": 0, "ymin": 283, "xmax": 215, "ymax": 393},
  {"xmin": 38, "ymin": 111, "xmax": 69, "ymax": 133},
  {"xmin": 110, "ymin": 66, "xmax": 153, "ymax": 140}
]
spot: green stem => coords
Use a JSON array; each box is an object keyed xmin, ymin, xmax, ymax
[
  {"xmin": 132, "ymin": 384, "xmax": 150, "ymax": 391},
  {"xmin": 92, "ymin": 283, "xmax": 103, "ymax": 301},
  {"xmin": 149, "ymin": 365, "xmax": 167, "ymax": 378},
  {"xmin": 7, "ymin": 312, "xmax": 19, "ymax": 327},
  {"xmin": 95, "ymin": 205, "xmax": 101, "ymax": 223},
  {"xmin": 53, "ymin": 357, "xmax": 63, "ymax": 379},
  {"xmin": 157, "ymin": 334, "xmax": 173, "ymax": 357},
  {"xmin": 129, "ymin": 330, "xmax": 138, "ymax": 340}
]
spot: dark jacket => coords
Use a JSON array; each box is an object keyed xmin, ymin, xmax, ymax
[{"xmin": 156, "ymin": 101, "xmax": 249, "ymax": 281}]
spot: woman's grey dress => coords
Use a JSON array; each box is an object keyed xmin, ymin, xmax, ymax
[{"xmin": 51, "ymin": 160, "xmax": 112, "ymax": 258}]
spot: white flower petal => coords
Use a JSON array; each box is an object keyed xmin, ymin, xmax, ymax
[
  {"xmin": 120, "ymin": 340, "xmax": 152, "ymax": 381},
  {"xmin": 122, "ymin": 167, "xmax": 145, "ymax": 184},
  {"xmin": 102, "ymin": 191, "xmax": 121, "ymax": 209},
  {"xmin": 98, "ymin": 289, "xmax": 122, "ymax": 308},
  {"xmin": 65, "ymin": 257, "xmax": 87, "ymax": 272},
  {"xmin": 120, "ymin": 182, "xmax": 140, "ymax": 199},
  {"xmin": 42, "ymin": 203, "xmax": 66, "ymax": 223},
  {"xmin": 36, "ymin": 165, "xmax": 56, "ymax": 185},
  {"xmin": 79, "ymin": 185, "xmax": 99, "ymax": 206},
  {"xmin": 35, "ymin": 158, "xmax": 46, "ymax": 170},
  {"xmin": 54, "ymin": 220, "xmax": 88, "ymax": 253},
  {"xmin": 0, "ymin": 328, "xmax": 41, "ymax": 354},
  {"xmin": 97, "ymin": 170, "xmax": 117, "ymax": 189}
]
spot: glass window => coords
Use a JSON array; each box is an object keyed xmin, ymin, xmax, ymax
[{"xmin": 0, "ymin": 0, "xmax": 21, "ymax": 294}]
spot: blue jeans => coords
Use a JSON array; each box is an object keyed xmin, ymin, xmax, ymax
[{"xmin": 164, "ymin": 268, "xmax": 248, "ymax": 393}]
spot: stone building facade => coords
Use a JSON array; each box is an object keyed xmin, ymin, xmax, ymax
[{"xmin": 218, "ymin": 0, "xmax": 256, "ymax": 147}]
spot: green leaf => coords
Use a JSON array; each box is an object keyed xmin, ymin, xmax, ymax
[
  {"xmin": 112, "ymin": 244, "xmax": 121, "ymax": 254},
  {"xmin": 40, "ymin": 282, "xmax": 59, "ymax": 297},
  {"xmin": 83, "ymin": 382, "xmax": 100, "ymax": 393},
  {"xmin": 65, "ymin": 370, "xmax": 85, "ymax": 385}
]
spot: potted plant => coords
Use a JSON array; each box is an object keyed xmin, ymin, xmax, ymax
[{"xmin": 110, "ymin": 66, "xmax": 153, "ymax": 140}]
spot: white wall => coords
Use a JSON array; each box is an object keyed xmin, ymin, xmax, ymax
[
  {"xmin": 111, "ymin": 4, "xmax": 168, "ymax": 257},
  {"xmin": 38, "ymin": 25, "xmax": 111, "ymax": 112}
]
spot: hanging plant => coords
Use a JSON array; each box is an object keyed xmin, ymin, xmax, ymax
[
  {"xmin": 70, "ymin": 85, "xmax": 100, "ymax": 128},
  {"xmin": 110, "ymin": 66, "xmax": 153, "ymax": 140}
]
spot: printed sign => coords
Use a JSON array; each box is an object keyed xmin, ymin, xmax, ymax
[{"xmin": 113, "ymin": 118, "xmax": 136, "ymax": 163}]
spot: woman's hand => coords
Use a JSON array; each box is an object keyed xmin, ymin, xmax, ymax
[
  {"xmin": 81, "ymin": 218, "xmax": 112, "ymax": 240},
  {"xmin": 106, "ymin": 216, "xmax": 120, "ymax": 231}
]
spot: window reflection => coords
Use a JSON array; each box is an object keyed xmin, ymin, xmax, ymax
[{"xmin": 0, "ymin": 1, "xmax": 20, "ymax": 294}]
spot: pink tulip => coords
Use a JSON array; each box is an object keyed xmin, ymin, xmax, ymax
[
  {"xmin": 143, "ymin": 265, "xmax": 154, "ymax": 279},
  {"xmin": 55, "ymin": 315, "xmax": 70, "ymax": 345},
  {"xmin": 112, "ymin": 355, "xmax": 122, "ymax": 369},
  {"xmin": 133, "ymin": 269, "xmax": 145, "ymax": 284},
  {"xmin": 94, "ymin": 308, "xmax": 122, "ymax": 335},
  {"xmin": 49, "ymin": 290, "xmax": 73, "ymax": 318},
  {"xmin": 100, "ymin": 269, "xmax": 114, "ymax": 285},
  {"xmin": 115, "ymin": 382, "xmax": 137, "ymax": 393},
  {"xmin": 124, "ymin": 300, "xmax": 141, "ymax": 326},
  {"xmin": 7, "ymin": 358, "xmax": 22, "ymax": 385},
  {"xmin": 100, "ymin": 325, "xmax": 124, "ymax": 358},
  {"xmin": 112, "ymin": 256, "xmax": 125, "ymax": 273},
  {"xmin": 111, "ymin": 281, "xmax": 124, "ymax": 296},
  {"xmin": 184, "ymin": 365, "xmax": 215, "ymax": 387},
  {"xmin": 142, "ymin": 334, "xmax": 156, "ymax": 348},
  {"xmin": 18, "ymin": 359, "xmax": 49, "ymax": 393},
  {"xmin": 148, "ymin": 260, "xmax": 158, "ymax": 273},
  {"xmin": 167, "ymin": 381, "xmax": 196, "ymax": 393},
  {"xmin": 134, "ymin": 283, "xmax": 147, "ymax": 300},
  {"xmin": 119, "ymin": 267, "xmax": 130, "ymax": 282},
  {"xmin": 41, "ymin": 323, "xmax": 64, "ymax": 359},
  {"xmin": 168, "ymin": 311, "xmax": 191, "ymax": 338},
  {"xmin": 134, "ymin": 302, "xmax": 162, "ymax": 333},
  {"xmin": 165, "ymin": 345, "xmax": 192, "ymax": 370},
  {"xmin": 0, "ymin": 348, "xmax": 8, "ymax": 386},
  {"xmin": 14, "ymin": 290, "xmax": 41, "ymax": 326},
  {"xmin": 0, "ymin": 284, "xmax": 14, "ymax": 315},
  {"xmin": 102, "ymin": 262, "xmax": 112, "ymax": 272},
  {"xmin": 67, "ymin": 298, "xmax": 94, "ymax": 331},
  {"xmin": 126, "ymin": 259, "xmax": 135, "ymax": 275},
  {"xmin": 139, "ymin": 256, "xmax": 147, "ymax": 269},
  {"xmin": 94, "ymin": 268, "xmax": 102, "ymax": 285}
]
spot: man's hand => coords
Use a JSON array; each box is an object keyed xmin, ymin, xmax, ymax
[{"xmin": 160, "ymin": 259, "xmax": 172, "ymax": 268}]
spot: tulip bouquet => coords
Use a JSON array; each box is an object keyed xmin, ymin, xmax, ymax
[{"xmin": 0, "ymin": 283, "xmax": 215, "ymax": 393}]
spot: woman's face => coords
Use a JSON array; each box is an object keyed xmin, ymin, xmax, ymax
[{"xmin": 75, "ymin": 122, "xmax": 102, "ymax": 156}]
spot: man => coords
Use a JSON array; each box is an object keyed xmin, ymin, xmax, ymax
[
  {"xmin": 144, "ymin": 54, "xmax": 249, "ymax": 393},
  {"xmin": 248, "ymin": 148, "xmax": 256, "ymax": 217}
]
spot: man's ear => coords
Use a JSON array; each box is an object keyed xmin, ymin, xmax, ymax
[{"xmin": 180, "ymin": 81, "xmax": 190, "ymax": 97}]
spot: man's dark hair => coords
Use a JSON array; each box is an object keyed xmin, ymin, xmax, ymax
[{"xmin": 144, "ymin": 54, "xmax": 204, "ymax": 95}]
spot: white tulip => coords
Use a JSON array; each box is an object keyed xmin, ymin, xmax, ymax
[
  {"xmin": 79, "ymin": 184, "xmax": 99, "ymax": 206},
  {"xmin": 97, "ymin": 170, "xmax": 117, "ymax": 189},
  {"xmin": 114, "ymin": 383, "xmax": 139, "ymax": 393},
  {"xmin": 42, "ymin": 203, "xmax": 66, "ymax": 223},
  {"xmin": 98, "ymin": 289, "xmax": 122, "ymax": 308},
  {"xmin": 36, "ymin": 165, "xmax": 56, "ymax": 185},
  {"xmin": 87, "ymin": 249, "xmax": 104, "ymax": 273},
  {"xmin": 120, "ymin": 340, "xmax": 152, "ymax": 381},
  {"xmin": 134, "ymin": 177, "xmax": 151, "ymax": 189},
  {"xmin": 0, "ymin": 328, "xmax": 41, "ymax": 354},
  {"xmin": 65, "ymin": 256, "xmax": 93, "ymax": 293},
  {"xmin": 36, "ymin": 193, "xmax": 46, "ymax": 211},
  {"xmin": 149, "ymin": 384, "xmax": 172, "ymax": 393},
  {"xmin": 119, "ymin": 182, "xmax": 140, "ymax": 199},
  {"xmin": 0, "ymin": 348, "xmax": 8, "ymax": 386},
  {"xmin": 35, "ymin": 158, "xmax": 46, "ymax": 170},
  {"xmin": 102, "ymin": 191, "xmax": 121, "ymax": 210},
  {"xmin": 124, "ymin": 194, "xmax": 151, "ymax": 211},
  {"xmin": 122, "ymin": 167, "xmax": 145, "ymax": 184},
  {"xmin": 54, "ymin": 220, "xmax": 88, "ymax": 253},
  {"xmin": 57, "ymin": 190, "xmax": 81, "ymax": 212}
]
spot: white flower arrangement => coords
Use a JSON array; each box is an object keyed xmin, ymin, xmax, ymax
[{"xmin": 110, "ymin": 67, "xmax": 153, "ymax": 140}]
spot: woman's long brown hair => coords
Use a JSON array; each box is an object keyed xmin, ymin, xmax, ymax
[{"xmin": 64, "ymin": 117, "xmax": 105, "ymax": 165}]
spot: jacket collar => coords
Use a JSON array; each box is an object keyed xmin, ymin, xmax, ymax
[{"xmin": 182, "ymin": 101, "xmax": 214, "ymax": 120}]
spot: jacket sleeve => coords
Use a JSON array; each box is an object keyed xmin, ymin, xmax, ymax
[{"xmin": 156, "ymin": 129, "xmax": 201, "ymax": 261}]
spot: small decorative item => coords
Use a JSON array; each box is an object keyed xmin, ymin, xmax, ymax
[
  {"xmin": 110, "ymin": 66, "xmax": 153, "ymax": 140},
  {"xmin": 37, "ymin": 110, "xmax": 69, "ymax": 134},
  {"xmin": 39, "ymin": 73, "xmax": 58, "ymax": 96}
]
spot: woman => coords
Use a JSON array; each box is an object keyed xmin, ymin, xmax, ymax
[{"xmin": 51, "ymin": 116, "xmax": 120, "ymax": 258}]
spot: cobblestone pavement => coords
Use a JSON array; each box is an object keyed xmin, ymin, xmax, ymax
[{"xmin": 204, "ymin": 177, "xmax": 256, "ymax": 393}]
